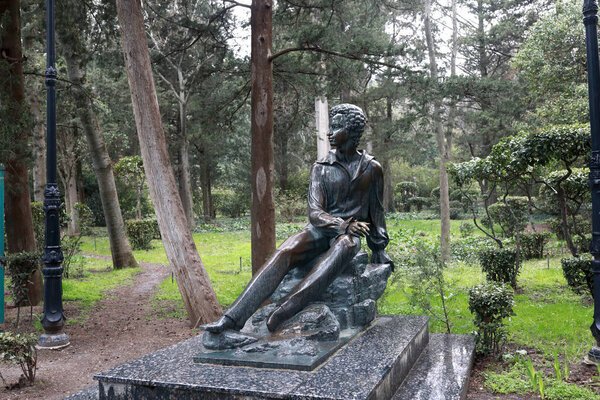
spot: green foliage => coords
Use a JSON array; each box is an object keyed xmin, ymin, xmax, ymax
[
  {"xmin": 478, "ymin": 248, "xmax": 520, "ymax": 288},
  {"xmin": 401, "ymin": 242, "xmax": 455, "ymax": 333},
  {"xmin": 0, "ymin": 332, "xmax": 38, "ymax": 384},
  {"xmin": 125, "ymin": 219, "xmax": 157, "ymax": 250},
  {"xmin": 394, "ymin": 182, "xmax": 419, "ymax": 211},
  {"xmin": 459, "ymin": 222, "xmax": 475, "ymax": 238},
  {"xmin": 275, "ymin": 190, "xmax": 306, "ymax": 222},
  {"xmin": 537, "ymin": 169, "xmax": 589, "ymax": 215},
  {"xmin": 561, "ymin": 255, "xmax": 593, "ymax": 297},
  {"xmin": 451, "ymin": 236, "xmax": 494, "ymax": 263},
  {"xmin": 468, "ymin": 282, "xmax": 514, "ymax": 355},
  {"xmin": 487, "ymin": 197, "xmax": 529, "ymax": 237},
  {"xmin": 213, "ymin": 189, "xmax": 249, "ymax": 218},
  {"xmin": 520, "ymin": 232, "xmax": 551, "ymax": 260},
  {"xmin": 407, "ymin": 196, "xmax": 429, "ymax": 212},
  {"xmin": 6, "ymin": 252, "xmax": 39, "ymax": 307}
]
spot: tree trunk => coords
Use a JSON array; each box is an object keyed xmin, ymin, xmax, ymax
[
  {"xmin": 66, "ymin": 166, "xmax": 80, "ymax": 236},
  {"xmin": 199, "ymin": 152, "xmax": 213, "ymax": 220},
  {"xmin": 28, "ymin": 90, "xmax": 46, "ymax": 202},
  {"xmin": 424, "ymin": 0, "xmax": 451, "ymax": 262},
  {"xmin": 250, "ymin": 0, "xmax": 276, "ymax": 274},
  {"xmin": 557, "ymin": 188, "xmax": 578, "ymax": 256},
  {"xmin": 177, "ymin": 95, "xmax": 195, "ymax": 229},
  {"xmin": 61, "ymin": 50, "xmax": 138, "ymax": 269},
  {"xmin": 116, "ymin": 0, "xmax": 221, "ymax": 325},
  {"xmin": 382, "ymin": 97, "xmax": 394, "ymax": 212},
  {"xmin": 0, "ymin": 0, "xmax": 43, "ymax": 305}
]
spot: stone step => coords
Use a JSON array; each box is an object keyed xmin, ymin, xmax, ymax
[
  {"xmin": 61, "ymin": 385, "xmax": 99, "ymax": 400},
  {"xmin": 392, "ymin": 333, "xmax": 475, "ymax": 400},
  {"xmin": 92, "ymin": 315, "xmax": 429, "ymax": 400}
]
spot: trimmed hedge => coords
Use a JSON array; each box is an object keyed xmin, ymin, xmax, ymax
[
  {"xmin": 478, "ymin": 247, "xmax": 519, "ymax": 288},
  {"xmin": 520, "ymin": 232, "xmax": 551, "ymax": 260},
  {"xmin": 561, "ymin": 255, "xmax": 593, "ymax": 297},
  {"xmin": 468, "ymin": 282, "xmax": 514, "ymax": 355}
]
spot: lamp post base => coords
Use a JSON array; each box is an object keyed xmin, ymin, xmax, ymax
[{"xmin": 37, "ymin": 332, "xmax": 70, "ymax": 350}]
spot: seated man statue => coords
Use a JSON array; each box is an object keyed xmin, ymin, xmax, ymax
[{"xmin": 201, "ymin": 103, "xmax": 393, "ymax": 334}]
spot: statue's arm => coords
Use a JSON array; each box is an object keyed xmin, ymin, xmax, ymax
[
  {"xmin": 366, "ymin": 161, "xmax": 394, "ymax": 269},
  {"xmin": 307, "ymin": 164, "xmax": 349, "ymax": 236}
]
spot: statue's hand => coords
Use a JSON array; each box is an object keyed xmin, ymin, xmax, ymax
[{"xmin": 347, "ymin": 221, "xmax": 370, "ymax": 237}]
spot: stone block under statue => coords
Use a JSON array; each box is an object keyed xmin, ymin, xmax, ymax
[{"xmin": 196, "ymin": 251, "xmax": 392, "ymax": 370}]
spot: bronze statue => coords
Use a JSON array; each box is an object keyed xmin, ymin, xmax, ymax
[{"xmin": 200, "ymin": 103, "xmax": 392, "ymax": 334}]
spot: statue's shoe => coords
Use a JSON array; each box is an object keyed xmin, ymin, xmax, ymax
[
  {"xmin": 198, "ymin": 315, "xmax": 237, "ymax": 333},
  {"xmin": 266, "ymin": 303, "xmax": 295, "ymax": 332}
]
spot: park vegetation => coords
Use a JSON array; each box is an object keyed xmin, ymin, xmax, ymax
[{"xmin": 2, "ymin": 0, "xmax": 600, "ymax": 397}]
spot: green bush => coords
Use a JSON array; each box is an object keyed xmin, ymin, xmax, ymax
[
  {"xmin": 125, "ymin": 219, "xmax": 157, "ymax": 250},
  {"xmin": 395, "ymin": 182, "xmax": 419, "ymax": 211},
  {"xmin": 407, "ymin": 197, "xmax": 429, "ymax": 212},
  {"xmin": 548, "ymin": 216, "xmax": 591, "ymax": 242},
  {"xmin": 449, "ymin": 208, "xmax": 462, "ymax": 220},
  {"xmin": 6, "ymin": 252, "xmax": 40, "ymax": 307},
  {"xmin": 0, "ymin": 331, "xmax": 38, "ymax": 384},
  {"xmin": 520, "ymin": 232, "xmax": 551, "ymax": 260},
  {"xmin": 487, "ymin": 197, "xmax": 529, "ymax": 237},
  {"xmin": 478, "ymin": 247, "xmax": 519, "ymax": 288},
  {"xmin": 561, "ymin": 255, "xmax": 593, "ymax": 297},
  {"xmin": 213, "ymin": 190, "xmax": 250, "ymax": 218},
  {"xmin": 459, "ymin": 222, "xmax": 475, "ymax": 238},
  {"xmin": 468, "ymin": 282, "xmax": 514, "ymax": 355}
]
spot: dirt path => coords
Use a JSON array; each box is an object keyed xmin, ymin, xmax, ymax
[{"xmin": 0, "ymin": 257, "xmax": 196, "ymax": 400}]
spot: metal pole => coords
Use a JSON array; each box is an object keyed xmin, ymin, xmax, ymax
[
  {"xmin": 584, "ymin": 0, "xmax": 600, "ymax": 363},
  {"xmin": 38, "ymin": 0, "xmax": 68, "ymax": 349},
  {"xmin": 0, "ymin": 164, "xmax": 4, "ymax": 325}
]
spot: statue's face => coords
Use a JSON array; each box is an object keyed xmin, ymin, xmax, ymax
[{"xmin": 328, "ymin": 114, "xmax": 349, "ymax": 148}]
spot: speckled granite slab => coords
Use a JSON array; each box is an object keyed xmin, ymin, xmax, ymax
[
  {"xmin": 61, "ymin": 385, "xmax": 99, "ymax": 400},
  {"xmin": 93, "ymin": 315, "xmax": 429, "ymax": 400},
  {"xmin": 392, "ymin": 333, "xmax": 475, "ymax": 400}
]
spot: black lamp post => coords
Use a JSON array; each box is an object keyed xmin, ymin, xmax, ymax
[
  {"xmin": 38, "ymin": 0, "xmax": 68, "ymax": 349},
  {"xmin": 584, "ymin": 0, "xmax": 600, "ymax": 363}
]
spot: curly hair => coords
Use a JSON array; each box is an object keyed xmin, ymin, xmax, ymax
[{"xmin": 329, "ymin": 103, "xmax": 367, "ymax": 147}]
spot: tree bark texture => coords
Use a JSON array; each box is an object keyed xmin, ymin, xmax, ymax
[
  {"xmin": 424, "ymin": 0, "xmax": 451, "ymax": 262},
  {"xmin": 0, "ymin": 0, "xmax": 43, "ymax": 305},
  {"xmin": 177, "ymin": 100, "xmax": 195, "ymax": 229},
  {"xmin": 61, "ymin": 50, "xmax": 138, "ymax": 269},
  {"xmin": 28, "ymin": 90, "xmax": 46, "ymax": 202},
  {"xmin": 250, "ymin": 0, "xmax": 276, "ymax": 274},
  {"xmin": 199, "ymin": 151, "xmax": 213, "ymax": 220},
  {"xmin": 116, "ymin": 0, "xmax": 222, "ymax": 325}
]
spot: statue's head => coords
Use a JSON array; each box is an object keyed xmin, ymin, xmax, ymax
[{"xmin": 329, "ymin": 104, "xmax": 366, "ymax": 148}]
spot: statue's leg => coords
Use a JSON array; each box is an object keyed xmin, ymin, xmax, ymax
[
  {"xmin": 201, "ymin": 226, "xmax": 328, "ymax": 333},
  {"xmin": 266, "ymin": 234, "xmax": 361, "ymax": 331}
]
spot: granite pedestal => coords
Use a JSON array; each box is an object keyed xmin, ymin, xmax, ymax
[{"xmin": 64, "ymin": 315, "xmax": 475, "ymax": 400}]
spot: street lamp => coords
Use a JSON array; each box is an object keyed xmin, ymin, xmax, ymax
[{"xmin": 38, "ymin": 0, "xmax": 68, "ymax": 349}]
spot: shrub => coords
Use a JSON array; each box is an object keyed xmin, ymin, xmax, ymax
[
  {"xmin": 125, "ymin": 219, "xmax": 157, "ymax": 250},
  {"xmin": 395, "ymin": 182, "xmax": 419, "ymax": 211},
  {"xmin": 407, "ymin": 197, "xmax": 429, "ymax": 212},
  {"xmin": 6, "ymin": 252, "xmax": 40, "ymax": 307},
  {"xmin": 487, "ymin": 197, "xmax": 529, "ymax": 237},
  {"xmin": 468, "ymin": 282, "xmax": 514, "ymax": 355},
  {"xmin": 449, "ymin": 208, "xmax": 462, "ymax": 220},
  {"xmin": 459, "ymin": 222, "xmax": 475, "ymax": 238},
  {"xmin": 451, "ymin": 237, "xmax": 494, "ymax": 263},
  {"xmin": 213, "ymin": 190, "xmax": 249, "ymax": 218},
  {"xmin": 520, "ymin": 232, "xmax": 551, "ymax": 260},
  {"xmin": 548, "ymin": 216, "xmax": 591, "ymax": 242},
  {"xmin": 478, "ymin": 247, "xmax": 519, "ymax": 288},
  {"xmin": 561, "ymin": 255, "xmax": 593, "ymax": 297},
  {"xmin": 0, "ymin": 332, "xmax": 38, "ymax": 384}
]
